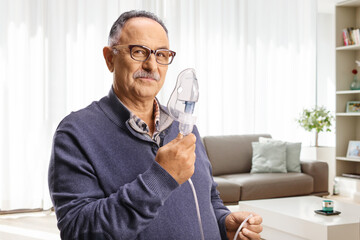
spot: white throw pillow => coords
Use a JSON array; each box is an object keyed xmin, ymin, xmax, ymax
[
  {"xmin": 251, "ymin": 141, "xmax": 287, "ymax": 173},
  {"xmin": 259, "ymin": 137, "xmax": 301, "ymax": 173}
]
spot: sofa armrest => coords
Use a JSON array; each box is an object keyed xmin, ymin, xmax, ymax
[{"xmin": 300, "ymin": 160, "xmax": 329, "ymax": 194}]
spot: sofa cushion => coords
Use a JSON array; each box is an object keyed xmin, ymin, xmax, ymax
[
  {"xmin": 213, "ymin": 177, "xmax": 241, "ymax": 203},
  {"xmin": 259, "ymin": 137, "xmax": 301, "ymax": 172},
  {"xmin": 251, "ymin": 141, "xmax": 287, "ymax": 173},
  {"xmin": 203, "ymin": 134, "xmax": 271, "ymax": 176},
  {"xmin": 220, "ymin": 173, "xmax": 313, "ymax": 200}
]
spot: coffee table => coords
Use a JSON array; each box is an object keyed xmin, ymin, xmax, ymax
[{"xmin": 227, "ymin": 196, "xmax": 360, "ymax": 240}]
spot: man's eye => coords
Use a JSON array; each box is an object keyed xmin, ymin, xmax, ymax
[
  {"xmin": 133, "ymin": 49, "xmax": 147, "ymax": 56},
  {"xmin": 156, "ymin": 51, "xmax": 168, "ymax": 58}
]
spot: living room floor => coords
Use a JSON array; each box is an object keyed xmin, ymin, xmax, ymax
[
  {"xmin": 0, "ymin": 196, "xmax": 359, "ymax": 240},
  {"xmin": 0, "ymin": 210, "xmax": 59, "ymax": 240}
]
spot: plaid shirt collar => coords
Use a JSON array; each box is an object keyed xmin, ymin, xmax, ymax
[
  {"xmin": 129, "ymin": 98, "xmax": 161, "ymax": 139},
  {"xmin": 115, "ymin": 95, "xmax": 173, "ymax": 145}
]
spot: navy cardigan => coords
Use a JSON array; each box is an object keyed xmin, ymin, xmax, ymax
[{"xmin": 48, "ymin": 87, "xmax": 230, "ymax": 240}]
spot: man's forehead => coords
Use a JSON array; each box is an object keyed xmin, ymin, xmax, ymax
[
  {"xmin": 118, "ymin": 17, "xmax": 169, "ymax": 46},
  {"xmin": 124, "ymin": 17, "xmax": 161, "ymax": 28}
]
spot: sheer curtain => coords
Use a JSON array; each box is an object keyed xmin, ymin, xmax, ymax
[
  {"xmin": 160, "ymin": 0, "xmax": 317, "ymax": 140},
  {"xmin": 0, "ymin": 0, "xmax": 316, "ymax": 210}
]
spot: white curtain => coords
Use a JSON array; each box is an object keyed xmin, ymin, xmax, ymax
[
  {"xmin": 161, "ymin": 0, "xmax": 317, "ymax": 140},
  {"xmin": 0, "ymin": 0, "xmax": 316, "ymax": 210}
]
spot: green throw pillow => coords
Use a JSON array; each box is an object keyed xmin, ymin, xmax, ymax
[
  {"xmin": 251, "ymin": 141, "xmax": 287, "ymax": 173},
  {"xmin": 259, "ymin": 137, "xmax": 301, "ymax": 173}
]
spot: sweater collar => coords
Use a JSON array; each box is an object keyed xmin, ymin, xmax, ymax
[
  {"xmin": 98, "ymin": 87, "xmax": 131, "ymax": 129},
  {"xmin": 98, "ymin": 87, "xmax": 173, "ymax": 134}
]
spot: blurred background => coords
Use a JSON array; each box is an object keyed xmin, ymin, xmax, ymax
[{"xmin": 0, "ymin": 0, "xmax": 335, "ymax": 211}]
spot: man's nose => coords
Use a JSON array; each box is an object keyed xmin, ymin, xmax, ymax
[{"xmin": 142, "ymin": 53, "xmax": 157, "ymax": 72}]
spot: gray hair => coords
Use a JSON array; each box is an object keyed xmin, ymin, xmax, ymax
[{"xmin": 108, "ymin": 10, "xmax": 168, "ymax": 46}]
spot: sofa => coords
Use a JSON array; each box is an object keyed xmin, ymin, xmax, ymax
[{"xmin": 202, "ymin": 134, "xmax": 329, "ymax": 204}]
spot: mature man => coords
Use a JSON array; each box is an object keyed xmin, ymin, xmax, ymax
[{"xmin": 49, "ymin": 10, "xmax": 262, "ymax": 240}]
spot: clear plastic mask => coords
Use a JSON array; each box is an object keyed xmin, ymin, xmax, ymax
[{"xmin": 167, "ymin": 68, "xmax": 199, "ymax": 135}]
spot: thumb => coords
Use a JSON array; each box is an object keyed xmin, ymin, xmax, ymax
[
  {"xmin": 166, "ymin": 133, "xmax": 183, "ymax": 146},
  {"xmin": 176, "ymin": 133, "xmax": 184, "ymax": 140}
]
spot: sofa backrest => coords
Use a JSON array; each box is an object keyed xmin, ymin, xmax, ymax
[{"xmin": 202, "ymin": 134, "xmax": 271, "ymax": 176}]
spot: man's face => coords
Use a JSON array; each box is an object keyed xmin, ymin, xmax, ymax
[{"xmin": 110, "ymin": 17, "xmax": 170, "ymax": 103}]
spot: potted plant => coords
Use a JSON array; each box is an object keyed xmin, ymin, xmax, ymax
[
  {"xmin": 296, "ymin": 106, "xmax": 334, "ymax": 147},
  {"xmin": 296, "ymin": 106, "xmax": 335, "ymax": 194}
]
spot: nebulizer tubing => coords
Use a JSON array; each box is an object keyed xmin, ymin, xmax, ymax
[
  {"xmin": 167, "ymin": 68, "xmax": 204, "ymax": 240},
  {"xmin": 188, "ymin": 178, "xmax": 204, "ymax": 240},
  {"xmin": 233, "ymin": 214, "xmax": 253, "ymax": 240}
]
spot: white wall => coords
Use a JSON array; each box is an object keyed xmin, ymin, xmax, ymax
[{"xmin": 317, "ymin": 0, "xmax": 336, "ymax": 147}]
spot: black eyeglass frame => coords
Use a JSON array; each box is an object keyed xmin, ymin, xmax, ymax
[{"xmin": 112, "ymin": 44, "xmax": 176, "ymax": 65}]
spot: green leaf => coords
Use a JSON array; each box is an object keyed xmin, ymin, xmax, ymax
[{"xmin": 296, "ymin": 106, "xmax": 334, "ymax": 133}]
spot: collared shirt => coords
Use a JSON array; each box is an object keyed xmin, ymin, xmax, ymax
[
  {"xmin": 116, "ymin": 97, "xmax": 173, "ymax": 146},
  {"xmin": 129, "ymin": 99, "xmax": 161, "ymax": 142}
]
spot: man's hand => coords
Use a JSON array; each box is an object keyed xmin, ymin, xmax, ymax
[
  {"xmin": 155, "ymin": 133, "xmax": 196, "ymax": 184},
  {"xmin": 225, "ymin": 211, "xmax": 263, "ymax": 240}
]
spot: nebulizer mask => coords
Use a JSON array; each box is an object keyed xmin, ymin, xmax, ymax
[
  {"xmin": 166, "ymin": 68, "xmax": 250, "ymax": 240},
  {"xmin": 167, "ymin": 68, "xmax": 199, "ymax": 135},
  {"xmin": 167, "ymin": 68, "xmax": 204, "ymax": 240}
]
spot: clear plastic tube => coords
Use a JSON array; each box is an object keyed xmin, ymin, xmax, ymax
[
  {"xmin": 233, "ymin": 214, "xmax": 253, "ymax": 240},
  {"xmin": 178, "ymin": 112, "xmax": 196, "ymax": 136},
  {"xmin": 188, "ymin": 178, "xmax": 205, "ymax": 240}
]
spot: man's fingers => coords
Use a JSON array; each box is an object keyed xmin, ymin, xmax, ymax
[
  {"xmin": 167, "ymin": 133, "xmax": 183, "ymax": 145},
  {"xmin": 155, "ymin": 133, "xmax": 197, "ymax": 185},
  {"xmin": 171, "ymin": 133, "xmax": 195, "ymax": 146},
  {"xmin": 169, "ymin": 133, "xmax": 196, "ymax": 152},
  {"xmin": 176, "ymin": 133, "xmax": 184, "ymax": 140},
  {"xmin": 244, "ymin": 223, "xmax": 263, "ymax": 234},
  {"xmin": 181, "ymin": 133, "xmax": 196, "ymax": 147},
  {"xmin": 238, "ymin": 231, "xmax": 250, "ymax": 240},
  {"xmin": 241, "ymin": 227, "xmax": 261, "ymax": 240},
  {"xmin": 248, "ymin": 215, "xmax": 262, "ymax": 225}
]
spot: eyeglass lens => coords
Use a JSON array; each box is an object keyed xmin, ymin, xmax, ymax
[{"xmin": 130, "ymin": 45, "xmax": 174, "ymax": 65}]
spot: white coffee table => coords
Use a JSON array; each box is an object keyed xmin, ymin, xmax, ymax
[{"xmin": 227, "ymin": 196, "xmax": 360, "ymax": 240}]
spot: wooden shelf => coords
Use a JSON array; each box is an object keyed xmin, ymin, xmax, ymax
[
  {"xmin": 336, "ymin": 156, "xmax": 360, "ymax": 162},
  {"xmin": 336, "ymin": 90, "xmax": 360, "ymax": 94},
  {"xmin": 336, "ymin": 0, "xmax": 360, "ymax": 7},
  {"xmin": 335, "ymin": 0, "xmax": 360, "ymax": 181},
  {"xmin": 336, "ymin": 45, "xmax": 360, "ymax": 50},
  {"xmin": 336, "ymin": 112, "xmax": 360, "ymax": 116}
]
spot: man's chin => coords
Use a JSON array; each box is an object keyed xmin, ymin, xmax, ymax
[{"xmin": 133, "ymin": 84, "xmax": 159, "ymax": 97}]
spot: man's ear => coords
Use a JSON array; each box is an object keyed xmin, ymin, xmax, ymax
[{"xmin": 103, "ymin": 46, "xmax": 115, "ymax": 72}]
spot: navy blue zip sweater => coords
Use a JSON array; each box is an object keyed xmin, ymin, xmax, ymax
[{"xmin": 48, "ymin": 87, "xmax": 230, "ymax": 240}]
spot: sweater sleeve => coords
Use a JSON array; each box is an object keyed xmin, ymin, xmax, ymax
[
  {"xmin": 211, "ymin": 179, "xmax": 231, "ymax": 240},
  {"xmin": 48, "ymin": 130, "xmax": 179, "ymax": 240}
]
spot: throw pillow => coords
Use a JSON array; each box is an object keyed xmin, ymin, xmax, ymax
[
  {"xmin": 251, "ymin": 141, "xmax": 287, "ymax": 173},
  {"xmin": 259, "ymin": 137, "xmax": 301, "ymax": 173}
]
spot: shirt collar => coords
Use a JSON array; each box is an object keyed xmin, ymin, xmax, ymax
[
  {"xmin": 114, "ymin": 94, "xmax": 173, "ymax": 145},
  {"xmin": 129, "ymin": 98, "xmax": 161, "ymax": 135}
]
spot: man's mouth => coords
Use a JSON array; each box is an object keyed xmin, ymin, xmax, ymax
[
  {"xmin": 133, "ymin": 70, "xmax": 160, "ymax": 81},
  {"xmin": 139, "ymin": 76, "xmax": 156, "ymax": 81}
]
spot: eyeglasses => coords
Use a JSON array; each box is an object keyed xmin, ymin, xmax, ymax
[{"xmin": 112, "ymin": 44, "xmax": 176, "ymax": 65}]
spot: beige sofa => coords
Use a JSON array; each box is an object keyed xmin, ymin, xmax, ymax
[{"xmin": 202, "ymin": 134, "xmax": 329, "ymax": 204}]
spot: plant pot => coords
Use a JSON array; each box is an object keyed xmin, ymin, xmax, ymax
[{"xmin": 300, "ymin": 146, "xmax": 335, "ymax": 161}]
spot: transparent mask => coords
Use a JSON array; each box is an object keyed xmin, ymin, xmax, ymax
[{"xmin": 167, "ymin": 68, "xmax": 199, "ymax": 135}]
